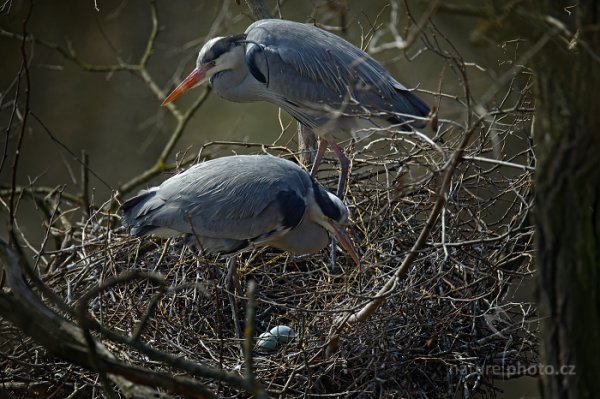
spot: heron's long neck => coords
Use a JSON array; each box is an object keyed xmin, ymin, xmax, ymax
[
  {"xmin": 268, "ymin": 219, "xmax": 329, "ymax": 255},
  {"xmin": 210, "ymin": 46, "xmax": 261, "ymax": 102}
]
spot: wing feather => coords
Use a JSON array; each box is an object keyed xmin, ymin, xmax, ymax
[
  {"xmin": 122, "ymin": 155, "xmax": 311, "ymax": 244},
  {"xmin": 244, "ymin": 19, "xmax": 429, "ymax": 121}
]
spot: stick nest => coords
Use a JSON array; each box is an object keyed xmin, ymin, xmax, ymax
[{"xmin": 1, "ymin": 125, "xmax": 537, "ymax": 398}]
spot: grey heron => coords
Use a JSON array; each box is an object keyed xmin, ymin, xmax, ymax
[
  {"xmin": 121, "ymin": 154, "xmax": 360, "ymax": 266},
  {"xmin": 162, "ymin": 19, "xmax": 430, "ymax": 198}
]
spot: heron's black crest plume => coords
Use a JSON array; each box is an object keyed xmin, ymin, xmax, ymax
[
  {"xmin": 201, "ymin": 33, "xmax": 247, "ymax": 64},
  {"xmin": 312, "ymin": 181, "xmax": 342, "ymax": 221}
]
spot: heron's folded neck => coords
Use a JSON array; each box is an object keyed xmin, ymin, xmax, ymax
[{"xmin": 268, "ymin": 219, "xmax": 329, "ymax": 255}]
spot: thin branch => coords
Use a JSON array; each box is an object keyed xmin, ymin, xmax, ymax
[
  {"xmin": 8, "ymin": 0, "xmax": 33, "ymax": 243},
  {"xmin": 462, "ymin": 155, "xmax": 535, "ymax": 171},
  {"xmin": 244, "ymin": 0, "xmax": 272, "ymax": 19},
  {"xmin": 29, "ymin": 111, "xmax": 112, "ymax": 190},
  {"xmin": 243, "ymin": 280, "xmax": 269, "ymax": 399}
]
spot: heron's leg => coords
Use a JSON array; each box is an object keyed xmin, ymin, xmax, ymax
[
  {"xmin": 310, "ymin": 138, "xmax": 329, "ymax": 177},
  {"xmin": 329, "ymin": 237, "xmax": 338, "ymax": 272},
  {"xmin": 330, "ymin": 141, "xmax": 350, "ymax": 199},
  {"xmin": 321, "ymin": 140, "xmax": 349, "ymax": 271},
  {"xmin": 225, "ymin": 256, "xmax": 244, "ymax": 344}
]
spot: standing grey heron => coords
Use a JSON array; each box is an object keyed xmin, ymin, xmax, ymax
[
  {"xmin": 162, "ymin": 19, "xmax": 429, "ymax": 198},
  {"xmin": 121, "ymin": 154, "xmax": 360, "ymax": 266}
]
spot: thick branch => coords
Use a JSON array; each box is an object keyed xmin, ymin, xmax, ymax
[{"xmin": 0, "ymin": 240, "xmax": 264, "ymax": 398}]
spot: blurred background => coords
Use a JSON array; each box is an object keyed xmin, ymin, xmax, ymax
[
  {"xmin": 0, "ymin": 1, "xmax": 537, "ymax": 397},
  {"xmin": 0, "ymin": 0, "xmax": 509, "ymax": 200}
]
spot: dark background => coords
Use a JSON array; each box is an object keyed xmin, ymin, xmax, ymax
[{"xmin": 0, "ymin": 1, "xmax": 536, "ymax": 397}]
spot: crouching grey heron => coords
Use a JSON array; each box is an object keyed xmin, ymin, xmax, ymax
[
  {"xmin": 162, "ymin": 19, "xmax": 430, "ymax": 198},
  {"xmin": 121, "ymin": 154, "xmax": 360, "ymax": 266}
]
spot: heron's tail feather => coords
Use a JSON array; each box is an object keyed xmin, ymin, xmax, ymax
[
  {"xmin": 390, "ymin": 89, "xmax": 430, "ymax": 129},
  {"xmin": 405, "ymin": 91, "xmax": 430, "ymax": 119},
  {"xmin": 121, "ymin": 188, "xmax": 162, "ymax": 237}
]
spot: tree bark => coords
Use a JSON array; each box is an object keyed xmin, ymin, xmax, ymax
[{"xmin": 533, "ymin": 1, "xmax": 600, "ymax": 397}]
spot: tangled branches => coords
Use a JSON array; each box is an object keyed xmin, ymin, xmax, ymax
[
  {"xmin": 0, "ymin": 1, "xmax": 537, "ymax": 398},
  {"xmin": 0, "ymin": 118, "xmax": 536, "ymax": 397}
]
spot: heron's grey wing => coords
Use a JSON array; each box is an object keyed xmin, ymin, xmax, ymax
[
  {"xmin": 244, "ymin": 20, "xmax": 429, "ymax": 121},
  {"xmin": 127, "ymin": 155, "xmax": 311, "ymax": 241}
]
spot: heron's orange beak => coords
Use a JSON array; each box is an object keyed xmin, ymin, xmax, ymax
[
  {"xmin": 333, "ymin": 226, "xmax": 361, "ymax": 267},
  {"xmin": 162, "ymin": 64, "xmax": 212, "ymax": 105}
]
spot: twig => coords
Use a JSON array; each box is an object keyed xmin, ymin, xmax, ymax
[
  {"xmin": 243, "ymin": 280, "xmax": 269, "ymax": 398},
  {"xmin": 29, "ymin": 111, "xmax": 112, "ymax": 190},
  {"xmin": 330, "ymin": 109, "xmax": 486, "ymax": 343},
  {"xmin": 8, "ymin": 0, "xmax": 33, "ymax": 243},
  {"xmin": 118, "ymin": 87, "xmax": 210, "ymax": 194},
  {"xmin": 0, "ymin": 240, "xmax": 211, "ymax": 398},
  {"xmin": 71, "ymin": 270, "xmax": 253, "ymax": 392},
  {"xmin": 80, "ymin": 150, "xmax": 90, "ymax": 216},
  {"xmin": 244, "ymin": 0, "xmax": 272, "ymax": 19},
  {"xmin": 462, "ymin": 155, "xmax": 535, "ymax": 171}
]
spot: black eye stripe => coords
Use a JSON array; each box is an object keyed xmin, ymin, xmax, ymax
[
  {"xmin": 201, "ymin": 34, "xmax": 247, "ymax": 64},
  {"xmin": 209, "ymin": 41, "xmax": 232, "ymax": 59},
  {"xmin": 312, "ymin": 181, "xmax": 341, "ymax": 221}
]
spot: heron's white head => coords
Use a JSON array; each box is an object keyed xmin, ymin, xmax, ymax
[
  {"xmin": 162, "ymin": 34, "xmax": 246, "ymax": 105},
  {"xmin": 312, "ymin": 185, "xmax": 360, "ymax": 266},
  {"xmin": 320, "ymin": 191, "xmax": 349, "ymax": 226}
]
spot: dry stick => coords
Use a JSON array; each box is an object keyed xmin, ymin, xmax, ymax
[
  {"xmin": 368, "ymin": 0, "xmax": 442, "ymax": 54},
  {"xmin": 225, "ymin": 256, "xmax": 244, "ymax": 348},
  {"xmin": 131, "ymin": 288, "xmax": 168, "ymax": 341},
  {"xmin": 329, "ymin": 117, "xmax": 483, "ymax": 347},
  {"xmin": 118, "ymin": 87, "xmax": 210, "ymax": 194},
  {"xmin": 8, "ymin": 1, "xmax": 33, "ymax": 245},
  {"xmin": 0, "ymin": 1, "xmax": 158, "ymax": 75},
  {"xmin": 29, "ymin": 111, "xmax": 112, "ymax": 190},
  {"xmin": 31, "ymin": 189, "xmax": 65, "ymax": 273},
  {"xmin": 0, "ymin": 28, "xmax": 137, "ymax": 73},
  {"xmin": 1, "ymin": 1, "xmax": 189, "ymax": 197},
  {"xmin": 80, "ymin": 150, "xmax": 90, "ymax": 216},
  {"xmin": 119, "ymin": 140, "xmax": 299, "ymax": 184},
  {"xmin": 0, "ymin": 244, "xmax": 260, "ymax": 398},
  {"xmin": 119, "ymin": 0, "xmax": 253, "ymax": 194},
  {"xmin": 243, "ymin": 280, "xmax": 256, "ymax": 379},
  {"xmin": 244, "ymin": 0, "xmax": 271, "ymax": 19},
  {"xmin": 3, "ymin": 229, "xmax": 255, "ymax": 396},
  {"xmin": 78, "ymin": 302, "xmax": 120, "ymax": 399},
  {"xmin": 72, "ymin": 270, "xmax": 252, "ymax": 392},
  {"xmin": 242, "ymin": 281, "xmax": 269, "ymax": 399},
  {"xmin": 0, "ymin": 185, "xmax": 81, "ymax": 204},
  {"xmin": 1, "ymin": 1, "xmax": 32, "ymax": 289},
  {"xmin": 0, "ymin": 241, "xmax": 190, "ymax": 399},
  {"xmin": 75, "ymin": 273, "xmax": 214, "ymax": 399}
]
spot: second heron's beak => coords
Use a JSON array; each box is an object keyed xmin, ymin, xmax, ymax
[
  {"xmin": 162, "ymin": 63, "xmax": 212, "ymax": 105},
  {"xmin": 332, "ymin": 226, "xmax": 361, "ymax": 267}
]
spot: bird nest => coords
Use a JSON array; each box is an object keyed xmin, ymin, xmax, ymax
[{"xmin": 1, "ymin": 122, "xmax": 537, "ymax": 398}]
